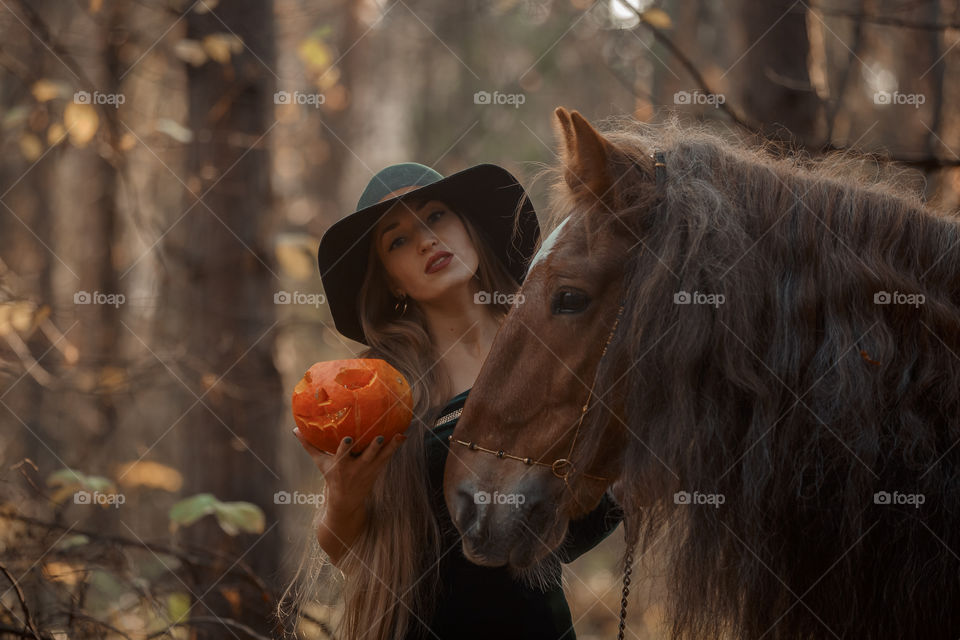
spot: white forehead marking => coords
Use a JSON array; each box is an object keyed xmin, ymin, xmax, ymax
[{"xmin": 526, "ymin": 215, "xmax": 572, "ymax": 276}]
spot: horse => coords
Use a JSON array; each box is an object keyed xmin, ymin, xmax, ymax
[{"xmin": 443, "ymin": 107, "xmax": 960, "ymax": 639}]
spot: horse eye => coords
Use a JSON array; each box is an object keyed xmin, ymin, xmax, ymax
[{"xmin": 551, "ymin": 289, "xmax": 590, "ymax": 314}]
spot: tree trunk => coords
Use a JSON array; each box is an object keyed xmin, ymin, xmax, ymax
[
  {"xmin": 160, "ymin": 0, "xmax": 283, "ymax": 633},
  {"xmin": 736, "ymin": 0, "xmax": 823, "ymax": 143}
]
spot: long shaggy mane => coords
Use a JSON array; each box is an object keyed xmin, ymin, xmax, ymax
[{"xmin": 548, "ymin": 118, "xmax": 960, "ymax": 639}]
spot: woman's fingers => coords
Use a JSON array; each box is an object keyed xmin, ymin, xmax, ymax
[
  {"xmin": 371, "ymin": 432, "xmax": 407, "ymax": 468},
  {"xmin": 293, "ymin": 428, "xmax": 406, "ymax": 474},
  {"xmin": 358, "ymin": 435, "xmax": 386, "ymax": 463},
  {"xmin": 331, "ymin": 435, "xmax": 357, "ymax": 465}
]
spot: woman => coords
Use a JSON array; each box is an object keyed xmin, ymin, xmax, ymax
[{"xmin": 292, "ymin": 162, "xmax": 624, "ymax": 640}]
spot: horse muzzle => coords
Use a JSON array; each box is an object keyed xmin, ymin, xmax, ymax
[{"xmin": 449, "ymin": 474, "xmax": 567, "ymax": 568}]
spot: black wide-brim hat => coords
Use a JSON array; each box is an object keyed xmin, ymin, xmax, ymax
[{"xmin": 317, "ymin": 162, "xmax": 540, "ymax": 345}]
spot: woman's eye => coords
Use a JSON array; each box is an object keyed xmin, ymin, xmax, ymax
[
  {"xmin": 551, "ymin": 289, "xmax": 591, "ymax": 314},
  {"xmin": 387, "ymin": 211, "xmax": 441, "ymax": 250}
]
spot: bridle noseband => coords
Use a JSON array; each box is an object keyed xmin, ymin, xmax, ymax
[{"xmin": 446, "ymin": 150, "xmax": 667, "ymax": 491}]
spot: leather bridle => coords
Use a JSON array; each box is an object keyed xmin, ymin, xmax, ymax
[
  {"xmin": 444, "ymin": 150, "xmax": 666, "ymax": 640},
  {"xmin": 445, "ymin": 150, "xmax": 666, "ymax": 491}
]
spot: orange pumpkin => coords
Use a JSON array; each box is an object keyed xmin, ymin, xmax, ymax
[{"xmin": 291, "ymin": 359, "xmax": 413, "ymax": 454}]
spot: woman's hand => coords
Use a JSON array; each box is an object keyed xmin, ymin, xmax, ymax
[{"xmin": 292, "ymin": 428, "xmax": 408, "ymax": 515}]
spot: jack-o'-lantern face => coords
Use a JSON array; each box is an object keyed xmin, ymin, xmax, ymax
[{"xmin": 291, "ymin": 359, "xmax": 413, "ymax": 454}]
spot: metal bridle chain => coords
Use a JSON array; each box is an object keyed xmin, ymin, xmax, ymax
[{"xmin": 617, "ymin": 523, "xmax": 637, "ymax": 640}]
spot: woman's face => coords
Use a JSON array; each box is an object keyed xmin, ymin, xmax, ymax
[{"xmin": 373, "ymin": 198, "xmax": 480, "ymax": 305}]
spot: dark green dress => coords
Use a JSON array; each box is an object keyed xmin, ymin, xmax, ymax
[{"xmin": 405, "ymin": 387, "xmax": 624, "ymax": 640}]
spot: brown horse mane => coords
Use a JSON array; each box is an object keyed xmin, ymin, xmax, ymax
[{"xmin": 537, "ymin": 116, "xmax": 960, "ymax": 639}]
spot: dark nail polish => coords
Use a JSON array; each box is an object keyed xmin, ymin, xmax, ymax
[
  {"xmin": 376, "ymin": 435, "xmax": 385, "ymax": 445},
  {"xmin": 344, "ymin": 437, "xmax": 353, "ymax": 444}
]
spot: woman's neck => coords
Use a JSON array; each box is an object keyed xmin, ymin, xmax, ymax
[
  {"xmin": 418, "ymin": 280, "xmax": 504, "ymax": 399},
  {"xmin": 421, "ymin": 281, "xmax": 500, "ymax": 356}
]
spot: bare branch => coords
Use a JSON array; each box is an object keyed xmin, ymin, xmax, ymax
[
  {"xmin": 627, "ymin": 5, "xmax": 960, "ymax": 170},
  {"xmin": 0, "ymin": 561, "xmax": 42, "ymax": 640}
]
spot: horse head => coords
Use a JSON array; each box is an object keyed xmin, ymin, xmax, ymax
[{"xmin": 442, "ymin": 107, "xmax": 658, "ymax": 567}]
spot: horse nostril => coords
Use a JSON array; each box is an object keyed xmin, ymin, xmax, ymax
[
  {"xmin": 452, "ymin": 486, "xmax": 478, "ymax": 533},
  {"xmin": 524, "ymin": 494, "xmax": 551, "ymax": 531}
]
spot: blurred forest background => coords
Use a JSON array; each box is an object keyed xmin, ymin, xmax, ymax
[{"xmin": 1, "ymin": 0, "xmax": 959, "ymax": 638}]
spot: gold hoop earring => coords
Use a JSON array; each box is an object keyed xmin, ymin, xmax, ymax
[{"xmin": 394, "ymin": 293, "xmax": 408, "ymax": 315}]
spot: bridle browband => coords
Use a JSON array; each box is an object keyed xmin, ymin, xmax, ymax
[{"xmin": 446, "ymin": 150, "xmax": 667, "ymax": 490}]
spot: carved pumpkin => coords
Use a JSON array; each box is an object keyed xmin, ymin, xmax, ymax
[{"xmin": 291, "ymin": 359, "xmax": 413, "ymax": 454}]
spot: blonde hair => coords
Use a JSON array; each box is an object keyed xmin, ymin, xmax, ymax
[{"xmin": 279, "ymin": 201, "xmax": 525, "ymax": 640}]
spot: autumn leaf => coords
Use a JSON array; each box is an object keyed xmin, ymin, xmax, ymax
[
  {"xmin": 275, "ymin": 233, "xmax": 320, "ymax": 281},
  {"xmin": 641, "ymin": 8, "xmax": 673, "ymax": 29},
  {"xmin": 297, "ymin": 37, "xmax": 333, "ymax": 72},
  {"xmin": 63, "ymin": 101, "xmax": 99, "ymax": 147},
  {"xmin": 173, "ymin": 39, "xmax": 207, "ymax": 66},
  {"xmin": 31, "ymin": 79, "xmax": 68, "ymax": 102},
  {"xmin": 43, "ymin": 560, "xmax": 87, "ymax": 586},
  {"xmin": 115, "ymin": 460, "xmax": 184, "ymax": 492},
  {"xmin": 156, "ymin": 118, "xmax": 194, "ymax": 143},
  {"xmin": 48, "ymin": 123, "xmax": 67, "ymax": 145},
  {"xmin": 202, "ymin": 33, "xmax": 244, "ymax": 64},
  {"xmin": 18, "ymin": 134, "xmax": 43, "ymax": 161}
]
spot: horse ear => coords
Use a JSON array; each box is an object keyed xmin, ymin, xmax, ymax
[{"xmin": 553, "ymin": 107, "xmax": 615, "ymax": 203}]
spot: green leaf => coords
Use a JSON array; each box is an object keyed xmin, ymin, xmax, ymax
[
  {"xmin": 311, "ymin": 25, "xmax": 333, "ymax": 39},
  {"xmin": 88, "ymin": 567, "xmax": 127, "ymax": 600},
  {"xmin": 47, "ymin": 468, "xmax": 86, "ymax": 487},
  {"xmin": 2, "ymin": 106, "xmax": 30, "ymax": 130},
  {"xmin": 46, "ymin": 468, "xmax": 115, "ymax": 504},
  {"xmin": 85, "ymin": 476, "xmax": 113, "ymax": 492},
  {"xmin": 169, "ymin": 493, "xmax": 218, "ymax": 529},
  {"xmin": 169, "ymin": 494, "xmax": 264, "ymax": 536},
  {"xmin": 167, "ymin": 591, "xmax": 191, "ymax": 623},
  {"xmin": 213, "ymin": 501, "xmax": 265, "ymax": 536},
  {"xmin": 55, "ymin": 534, "xmax": 90, "ymax": 550}
]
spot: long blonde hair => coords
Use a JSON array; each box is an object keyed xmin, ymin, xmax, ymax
[{"xmin": 279, "ymin": 201, "xmax": 525, "ymax": 640}]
